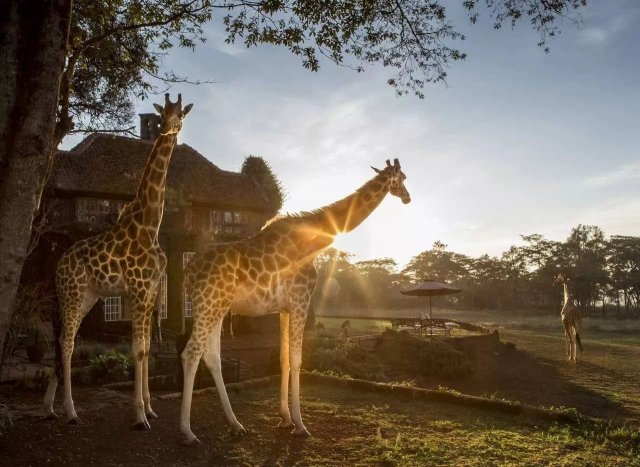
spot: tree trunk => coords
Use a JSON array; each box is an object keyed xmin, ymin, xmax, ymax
[{"xmin": 0, "ymin": 0, "xmax": 71, "ymax": 354}]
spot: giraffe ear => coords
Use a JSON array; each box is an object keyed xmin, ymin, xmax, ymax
[
  {"xmin": 371, "ymin": 166, "xmax": 381, "ymax": 174},
  {"xmin": 182, "ymin": 103, "xmax": 194, "ymax": 117},
  {"xmin": 153, "ymin": 103, "xmax": 164, "ymax": 115}
]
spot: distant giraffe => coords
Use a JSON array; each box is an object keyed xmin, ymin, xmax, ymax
[
  {"xmin": 179, "ymin": 159, "xmax": 411, "ymax": 444},
  {"xmin": 555, "ymin": 273, "xmax": 584, "ymax": 363},
  {"xmin": 43, "ymin": 94, "xmax": 192, "ymax": 429}
]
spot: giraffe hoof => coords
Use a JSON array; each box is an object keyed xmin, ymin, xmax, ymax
[
  {"xmin": 292, "ymin": 427, "xmax": 311, "ymax": 438},
  {"xmin": 183, "ymin": 435, "xmax": 201, "ymax": 446},
  {"xmin": 44, "ymin": 412, "xmax": 59, "ymax": 421},
  {"xmin": 66, "ymin": 416, "xmax": 82, "ymax": 425},
  {"xmin": 134, "ymin": 420, "xmax": 151, "ymax": 430},
  {"xmin": 146, "ymin": 410, "xmax": 159, "ymax": 420},
  {"xmin": 231, "ymin": 424, "xmax": 247, "ymax": 436},
  {"xmin": 277, "ymin": 420, "xmax": 295, "ymax": 429}
]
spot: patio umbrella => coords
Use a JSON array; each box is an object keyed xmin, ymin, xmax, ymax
[{"xmin": 400, "ymin": 280, "xmax": 462, "ymax": 319}]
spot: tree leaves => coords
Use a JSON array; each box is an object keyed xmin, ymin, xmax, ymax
[{"xmin": 58, "ymin": 0, "xmax": 587, "ymax": 139}]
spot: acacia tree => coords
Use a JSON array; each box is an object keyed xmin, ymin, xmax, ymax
[{"xmin": 0, "ymin": 0, "xmax": 588, "ymax": 353}]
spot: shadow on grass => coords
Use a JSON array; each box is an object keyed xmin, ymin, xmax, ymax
[{"xmin": 431, "ymin": 343, "xmax": 633, "ymax": 421}]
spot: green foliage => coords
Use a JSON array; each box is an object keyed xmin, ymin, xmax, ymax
[
  {"xmin": 303, "ymin": 336, "xmax": 385, "ymax": 381},
  {"xmin": 72, "ymin": 343, "xmax": 108, "ymax": 365},
  {"xmin": 59, "ymin": 0, "xmax": 212, "ymax": 139},
  {"xmin": 87, "ymin": 349, "xmax": 134, "ymax": 384},
  {"xmin": 241, "ymin": 155, "xmax": 285, "ymax": 213},
  {"xmin": 376, "ymin": 330, "xmax": 471, "ymax": 379}
]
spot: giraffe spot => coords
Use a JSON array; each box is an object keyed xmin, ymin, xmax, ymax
[
  {"xmin": 263, "ymin": 256, "xmax": 276, "ymax": 271},
  {"xmin": 128, "ymin": 223, "xmax": 139, "ymax": 238}
]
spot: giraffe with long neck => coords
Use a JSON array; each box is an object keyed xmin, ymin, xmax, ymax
[
  {"xmin": 179, "ymin": 159, "xmax": 410, "ymax": 444},
  {"xmin": 44, "ymin": 94, "xmax": 193, "ymax": 429},
  {"xmin": 555, "ymin": 273, "xmax": 584, "ymax": 363}
]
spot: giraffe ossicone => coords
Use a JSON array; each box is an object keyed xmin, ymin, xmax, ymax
[
  {"xmin": 43, "ymin": 93, "xmax": 193, "ymax": 429},
  {"xmin": 179, "ymin": 159, "xmax": 411, "ymax": 445}
]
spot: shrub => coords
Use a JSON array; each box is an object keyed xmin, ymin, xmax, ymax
[
  {"xmin": 88, "ymin": 349, "xmax": 133, "ymax": 384},
  {"xmin": 375, "ymin": 330, "xmax": 471, "ymax": 379},
  {"xmin": 303, "ymin": 336, "xmax": 385, "ymax": 381},
  {"xmin": 73, "ymin": 344, "xmax": 108, "ymax": 365}
]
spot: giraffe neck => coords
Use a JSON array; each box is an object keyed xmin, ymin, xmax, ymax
[
  {"xmin": 315, "ymin": 173, "xmax": 390, "ymax": 236},
  {"xmin": 563, "ymin": 283, "xmax": 571, "ymax": 307},
  {"xmin": 135, "ymin": 132, "xmax": 177, "ymax": 232}
]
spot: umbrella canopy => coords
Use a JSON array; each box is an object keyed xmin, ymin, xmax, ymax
[
  {"xmin": 400, "ymin": 280, "xmax": 462, "ymax": 319},
  {"xmin": 400, "ymin": 280, "xmax": 462, "ymax": 297}
]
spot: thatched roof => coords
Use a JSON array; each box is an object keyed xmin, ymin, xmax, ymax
[{"xmin": 52, "ymin": 134, "xmax": 272, "ymax": 211}]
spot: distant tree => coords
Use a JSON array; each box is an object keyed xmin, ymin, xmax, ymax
[
  {"xmin": 403, "ymin": 241, "xmax": 470, "ymax": 283},
  {"xmin": 355, "ymin": 258, "xmax": 400, "ymax": 307},
  {"xmin": 561, "ymin": 225, "xmax": 608, "ymax": 313},
  {"xmin": 241, "ymin": 155, "xmax": 285, "ymax": 214},
  {"xmin": 607, "ymin": 236, "xmax": 640, "ymax": 314}
]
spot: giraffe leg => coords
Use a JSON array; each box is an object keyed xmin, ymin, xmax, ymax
[
  {"xmin": 289, "ymin": 303, "xmax": 310, "ymax": 437},
  {"xmin": 140, "ymin": 285, "xmax": 160, "ymax": 421},
  {"xmin": 142, "ymin": 312, "xmax": 157, "ymax": 420},
  {"xmin": 61, "ymin": 291, "xmax": 97, "ymax": 424},
  {"xmin": 131, "ymin": 297, "xmax": 152, "ymax": 430},
  {"xmin": 562, "ymin": 319, "xmax": 572, "ymax": 361},
  {"xmin": 278, "ymin": 312, "xmax": 294, "ymax": 429},
  {"xmin": 201, "ymin": 320, "xmax": 245, "ymax": 435},
  {"xmin": 570, "ymin": 327, "xmax": 577, "ymax": 363},
  {"xmin": 180, "ymin": 331, "xmax": 205, "ymax": 445},
  {"xmin": 43, "ymin": 374, "xmax": 59, "ymax": 420}
]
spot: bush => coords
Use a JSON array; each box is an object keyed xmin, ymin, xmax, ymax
[
  {"xmin": 375, "ymin": 330, "xmax": 471, "ymax": 379},
  {"xmin": 73, "ymin": 344, "xmax": 108, "ymax": 365},
  {"xmin": 88, "ymin": 349, "xmax": 133, "ymax": 384},
  {"xmin": 303, "ymin": 336, "xmax": 385, "ymax": 381}
]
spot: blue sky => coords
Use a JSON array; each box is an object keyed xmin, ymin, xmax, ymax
[{"xmin": 62, "ymin": 1, "xmax": 640, "ymax": 267}]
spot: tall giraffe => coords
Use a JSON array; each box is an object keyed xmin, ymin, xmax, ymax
[
  {"xmin": 179, "ymin": 159, "xmax": 410, "ymax": 444},
  {"xmin": 555, "ymin": 273, "xmax": 584, "ymax": 363},
  {"xmin": 43, "ymin": 94, "xmax": 193, "ymax": 429}
]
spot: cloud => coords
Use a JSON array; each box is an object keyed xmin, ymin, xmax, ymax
[
  {"xmin": 581, "ymin": 161, "xmax": 640, "ymax": 188},
  {"xmin": 578, "ymin": 10, "xmax": 635, "ymax": 45}
]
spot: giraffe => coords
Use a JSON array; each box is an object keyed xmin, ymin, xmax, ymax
[
  {"xmin": 555, "ymin": 273, "xmax": 584, "ymax": 363},
  {"xmin": 179, "ymin": 158, "xmax": 410, "ymax": 445},
  {"xmin": 43, "ymin": 94, "xmax": 193, "ymax": 429}
]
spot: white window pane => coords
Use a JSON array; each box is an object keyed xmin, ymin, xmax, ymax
[{"xmin": 104, "ymin": 296, "xmax": 122, "ymax": 322}]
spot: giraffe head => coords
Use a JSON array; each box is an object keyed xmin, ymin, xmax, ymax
[
  {"xmin": 554, "ymin": 273, "xmax": 569, "ymax": 285},
  {"xmin": 153, "ymin": 93, "xmax": 193, "ymax": 135},
  {"xmin": 371, "ymin": 158, "xmax": 411, "ymax": 204}
]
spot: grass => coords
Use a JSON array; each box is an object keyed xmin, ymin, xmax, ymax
[{"xmin": 197, "ymin": 384, "xmax": 640, "ymax": 466}]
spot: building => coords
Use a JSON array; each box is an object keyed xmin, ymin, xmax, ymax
[{"xmin": 24, "ymin": 114, "xmax": 279, "ymax": 339}]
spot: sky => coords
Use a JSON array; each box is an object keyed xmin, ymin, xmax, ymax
[{"xmin": 62, "ymin": 1, "xmax": 640, "ymax": 268}]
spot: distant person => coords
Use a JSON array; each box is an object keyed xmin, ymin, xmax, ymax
[{"xmin": 341, "ymin": 320, "xmax": 351, "ymax": 338}]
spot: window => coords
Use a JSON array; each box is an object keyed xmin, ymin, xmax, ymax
[
  {"xmin": 158, "ymin": 273, "xmax": 168, "ymax": 319},
  {"xmin": 104, "ymin": 296, "xmax": 122, "ymax": 322},
  {"xmin": 183, "ymin": 252, "xmax": 195, "ymax": 318},
  {"xmin": 208, "ymin": 209, "xmax": 223, "ymax": 233},
  {"xmin": 77, "ymin": 198, "xmax": 124, "ymax": 224}
]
